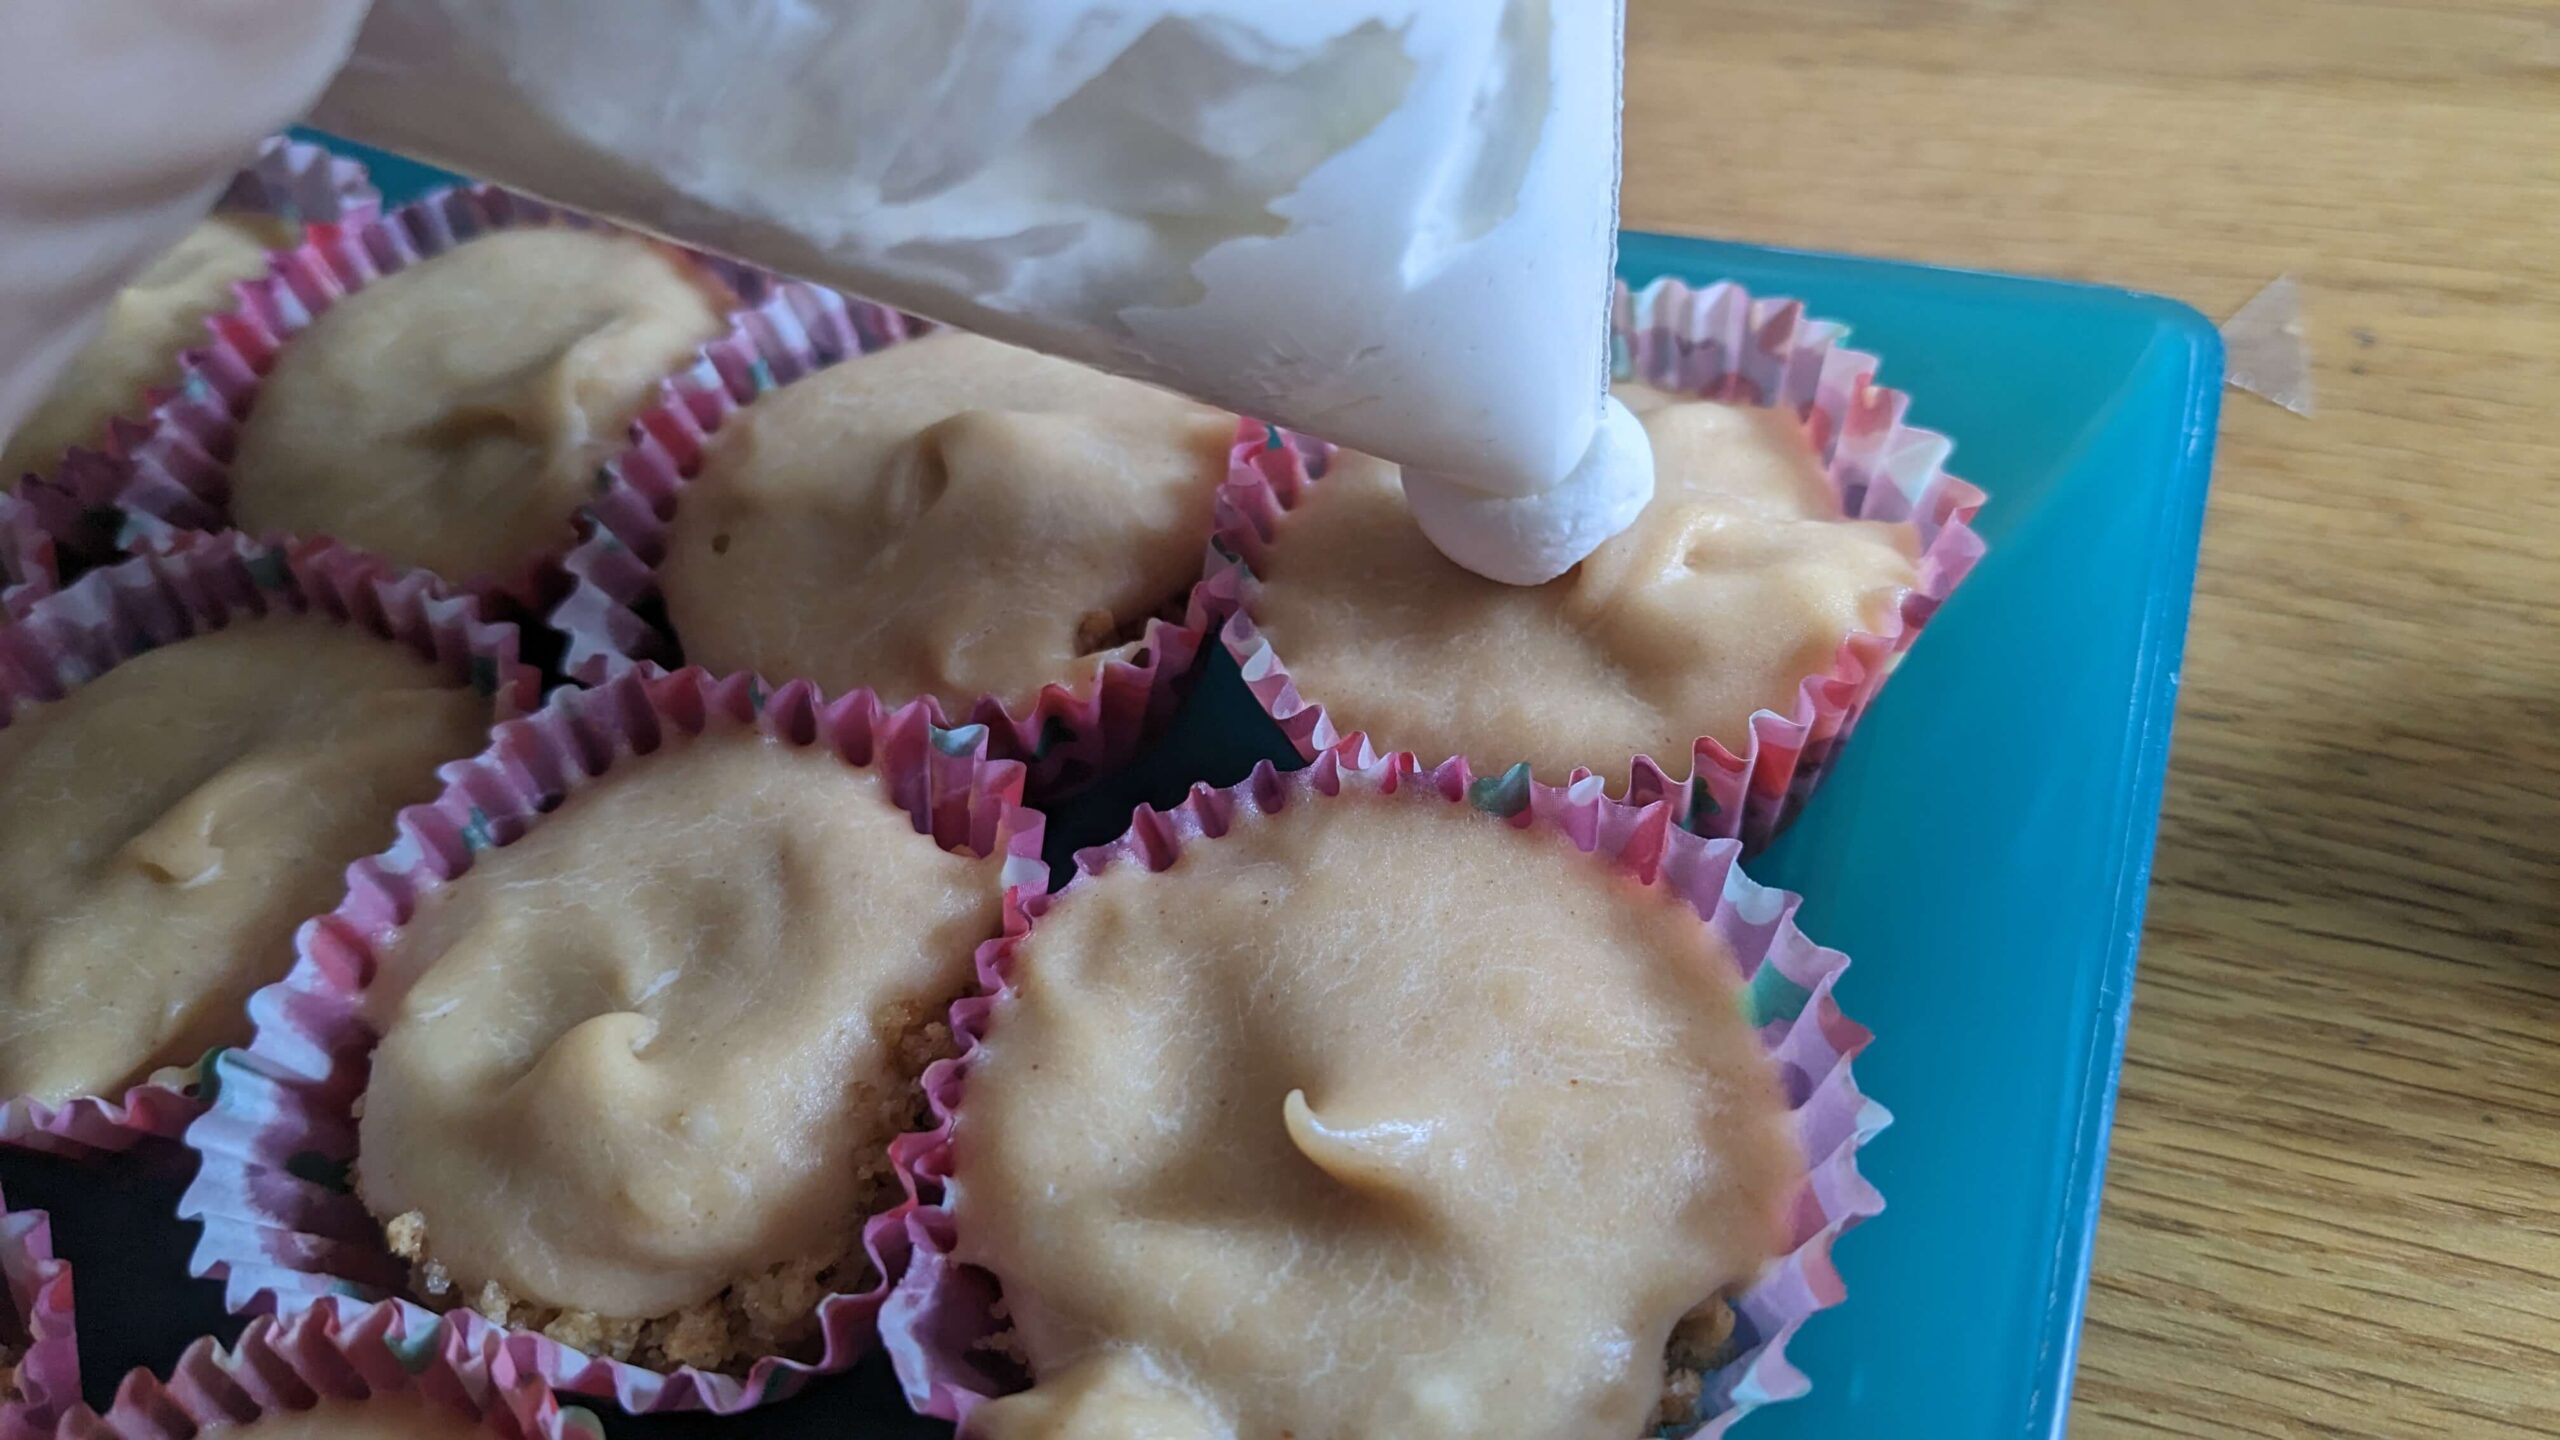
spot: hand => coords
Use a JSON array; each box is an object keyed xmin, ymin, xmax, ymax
[{"xmin": 0, "ymin": 0, "xmax": 372, "ymax": 455}]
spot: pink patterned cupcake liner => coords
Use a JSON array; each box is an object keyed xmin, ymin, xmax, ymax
[
  {"xmin": 0, "ymin": 137, "xmax": 381, "ymax": 614},
  {"xmin": 0, "ymin": 1186, "xmax": 77, "ymax": 1440},
  {"xmin": 875, "ymin": 738, "xmax": 1888, "ymax": 1436},
  {"xmin": 0, "ymin": 493, "xmax": 64, "ymax": 621},
  {"xmin": 214, "ymin": 135, "xmax": 382, "ymax": 229},
  {"xmin": 43, "ymin": 1299, "xmax": 595, "ymax": 1440},
  {"xmin": 109, "ymin": 183, "xmax": 774, "ymax": 609},
  {"xmin": 547, "ymin": 283, "xmax": 1242, "ymax": 795},
  {"xmin": 178, "ymin": 664, "xmax": 1049, "ymax": 1415},
  {"xmin": 0, "ymin": 534, "xmax": 541, "ymax": 1157},
  {"xmin": 1205, "ymin": 275, "xmax": 1989, "ymax": 852}
]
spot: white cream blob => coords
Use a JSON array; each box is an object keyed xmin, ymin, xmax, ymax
[{"xmin": 1405, "ymin": 394, "xmax": 1655, "ymax": 585}]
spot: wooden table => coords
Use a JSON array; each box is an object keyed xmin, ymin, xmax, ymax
[{"xmin": 1623, "ymin": 2, "xmax": 2560, "ymax": 1433}]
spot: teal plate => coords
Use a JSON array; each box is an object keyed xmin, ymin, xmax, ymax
[
  {"xmin": 1610, "ymin": 236, "xmax": 2221, "ymax": 1436},
  {"xmin": 0, "ymin": 140, "xmax": 2219, "ymax": 1437}
]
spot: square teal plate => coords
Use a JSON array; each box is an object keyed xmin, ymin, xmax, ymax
[
  {"xmin": 2, "ymin": 140, "xmax": 2220, "ymax": 1437},
  {"xmin": 1610, "ymin": 236, "xmax": 2221, "ymax": 1436}
]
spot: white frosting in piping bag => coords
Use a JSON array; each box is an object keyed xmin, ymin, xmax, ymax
[
  {"xmin": 1406, "ymin": 391, "xmax": 1655, "ymax": 586},
  {"xmin": 309, "ymin": 0, "xmax": 1651, "ymax": 583}
]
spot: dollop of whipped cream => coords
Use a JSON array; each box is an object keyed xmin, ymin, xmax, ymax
[
  {"xmin": 315, "ymin": 0, "xmax": 1641, "ymax": 583},
  {"xmin": 1405, "ymin": 393, "xmax": 1655, "ymax": 585}
]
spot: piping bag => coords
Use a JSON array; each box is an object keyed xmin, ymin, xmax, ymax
[{"xmin": 309, "ymin": 0, "xmax": 1655, "ymax": 585}]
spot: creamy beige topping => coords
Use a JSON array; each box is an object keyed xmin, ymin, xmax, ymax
[
  {"xmin": 357, "ymin": 730, "xmax": 1004, "ymax": 1353},
  {"xmin": 1254, "ymin": 383, "xmax": 1921, "ymax": 779},
  {"xmin": 1, "ymin": 213, "xmax": 295, "ymax": 482},
  {"xmin": 953, "ymin": 791, "xmax": 1799, "ymax": 1440},
  {"xmin": 656, "ymin": 330, "xmax": 1233, "ymax": 707},
  {"xmin": 232, "ymin": 228, "xmax": 728, "ymax": 581},
  {"xmin": 214, "ymin": 1395, "xmax": 489, "ymax": 1439},
  {"xmin": 0, "ymin": 616, "xmax": 491, "ymax": 1105}
]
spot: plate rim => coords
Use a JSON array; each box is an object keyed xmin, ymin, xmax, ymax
[{"xmin": 1621, "ymin": 228, "xmax": 2226, "ymax": 1436}]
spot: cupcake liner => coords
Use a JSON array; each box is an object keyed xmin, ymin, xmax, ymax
[
  {"xmin": 215, "ymin": 134, "xmax": 383, "ymax": 228},
  {"xmin": 548, "ymin": 285, "xmax": 1241, "ymax": 796},
  {"xmin": 109, "ymin": 184, "xmax": 775, "ymax": 609},
  {"xmin": 43, "ymin": 1298, "xmax": 596, "ymax": 1440},
  {"xmin": 0, "ymin": 533, "xmax": 542, "ymax": 1156},
  {"xmin": 178, "ymin": 664, "xmax": 1049, "ymax": 1415},
  {"xmin": 876, "ymin": 737, "xmax": 1889, "ymax": 1436},
  {"xmin": 0, "ymin": 137, "xmax": 382, "ymax": 609},
  {"xmin": 0, "ymin": 1186, "xmax": 77, "ymax": 1439},
  {"xmin": 0, "ymin": 490, "xmax": 65, "ymax": 620},
  {"xmin": 1206, "ymin": 275, "xmax": 1989, "ymax": 851}
]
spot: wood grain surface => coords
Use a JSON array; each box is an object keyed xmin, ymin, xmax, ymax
[{"xmin": 1621, "ymin": 2, "xmax": 2560, "ymax": 1434}]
